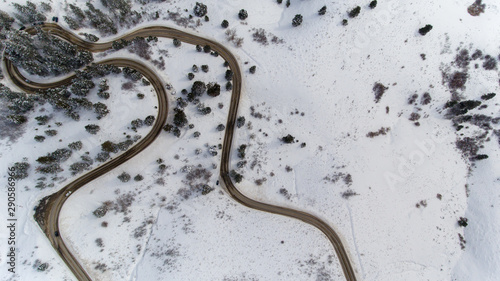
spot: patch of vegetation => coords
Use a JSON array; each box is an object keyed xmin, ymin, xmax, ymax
[
  {"xmin": 373, "ymin": 83, "xmax": 388, "ymax": 103},
  {"xmin": 348, "ymin": 6, "xmax": 361, "ymax": 18},
  {"xmin": 419, "ymin": 24, "xmax": 433, "ymax": 36}
]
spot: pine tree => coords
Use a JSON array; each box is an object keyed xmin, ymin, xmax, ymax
[
  {"xmin": 207, "ymin": 83, "xmax": 221, "ymax": 97},
  {"xmin": 318, "ymin": 6, "xmax": 327, "ymax": 15},
  {"xmin": 191, "ymin": 81, "xmax": 207, "ymax": 96},
  {"xmin": 193, "ymin": 2, "xmax": 208, "ymax": 17},
  {"xmin": 85, "ymin": 124, "xmax": 100, "ymax": 134},
  {"xmin": 0, "ymin": 11, "xmax": 14, "ymax": 32},
  {"xmin": 238, "ymin": 9, "xmax": 248, "ymax": 20}
]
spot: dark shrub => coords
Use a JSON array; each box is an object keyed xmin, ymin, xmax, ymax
[
  {"xmin": 449, "ymin": 72, "xmax": 468, "ymax": 89},
  {"xmin": 238, "ymin": 9, "xmax": 248, "ymax": 20},
  {"xmin": 282, "ymin": 134, "xmax": 295, "ymax": 143},
  {"xmin": 458, "ymin": 217, "xmax": 468, "ymax": 227},
  {"xmin": 473, "ymin": 154, "xmax": 488, "ymax": 161},
  {"xmin": 230, "ymin": 170, "xmax": 243, "ymax": 183},
  {"xmin": 418, "ymin": 24, "xmax": 433, "ymax": 36},
  {"xmin": 118, "ymin": 172, "xmax": 131, "ymax": 182},
  {"xmin": 225, "ymin": 69, "xmax": 233, "ymax": 81},
  {"xmin": 221, "ymin": 19, "xmax": 229, "ymax": 28},
  {"xmin": 481, "ymin": 93, "xmax": 496, "ymax": 100},
  {"xmin": 85, "ymin": 124, "xmax": 100, "ymax": 134},
  {"xmin": 348, "ymin": 6, "xmax": 361, "ymax": 18},
  {"xmin": 448, "ymin": 100, "xmax": 482, "ymax": 116},
  {"xmin": 12, "ymin": 162, "xmax": 30, "ymax": 180},
  {"xmin": 373, "ymin": 83, "xmax": 388, "ymax": 103},
  {"xmin": 318, "ymin": 6, "xmax": 327, "ymax": 15},
  {"xmin": 216, "ymin": 124, "xmax": 225, "ymax": 131},
  {"xmin": 207, "ymin": 83, "xmax": 221, "ymax": 97},
  {"xmin": 191, "ymin": 81, "xmax": 207, "ymax": 96},
  {"xmin": 249, "ymin": 66, "xmax": 256, "ymax": 74},
  {"xmin": 369, "ymin": 1, "xmax": 377, "ymax": 9},
  {"xmin": 421, "ymin": 92, "xmax": 432, "ymax": 105},
  {"xmin": 101, "ymin": 141, "xmax": 118, "ymax": 153},
  {"xmin": 292, "ymin": 14, "xmax": 303, "ymax": 27},
  {"xmin": 483, "ymin": 56, "xmax": 497, "ymax": 70}
]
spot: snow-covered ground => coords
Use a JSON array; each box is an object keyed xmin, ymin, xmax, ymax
[{"xmin": 1, "ymin": 0, "xmax": 499, "ymax": 280}]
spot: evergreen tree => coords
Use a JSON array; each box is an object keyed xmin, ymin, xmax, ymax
[
  {"xmin": 85, "ymin": 2, "xmax": 117, "ymax": 35},
  {"xmin": 144, "ymin": 115, "xmax": 155, "ymax": 126},
  {"xmin": 117, "ymin": 172, "xmax": 131, "ymax": 182},
  {"xmin": 4, "ymin": 28, "xmax": 94, "ymax": 76},
  {"xmin": 191, "ymin": 81, "xmax": 207, "ymax": 96},
  {"xmin": 292, "ymin": 14, "xmax": 303, "ymax": 27},
  {"xmin": 85, "ymin": 124, "xmax": 100, "ymax": 134},
  {"xmin": 348, "ymin": 6, "xmax": 361, "ymax": 18},
  {"xmin": 419, "ymin": 24, "xmax": 433, "ymax": 36},
  {"xmin": 173, "ymin": 109, "xmax": 188, "ymax": 127},
  {"xmin": 238, "ymin": 9, "xmax": 248, "ymax": 20},
  {"xmin": 34, "ymin": 135, "xmax": 46, "ymax": 142},
  {"xmin": 93, "ymin": 102, "xmax": 109, "ymax": 119},
  {"xmin": 0, "ymin": 11, "xmax": 14, "ymax": 32},
  {"xmin": 7, "ymin": 115, "xmax": 27, "ymax": 124},
  {"xmin": 236, "ymin": 116, "xmax": 246, "ymax": 128},
  {"xmin": 225, "ymin": 69, "xmax": 233, "ymax": 81},
  {"xmin": 193, "ymin": 2, "xmax": 208, "ymax": 17},
  {"xmin": 69, "ymin": 4, "xmax": 86, "ymax": 21},
  {"xmin": 64, "ymin": 16, "xmax": 80, "ymax": 29},
  {"xmin": 12, "ymin": 162, "xmax": 30, "ymax": 180},
  {"xmin": 282, "ymin": 134, "xmax": 295, "ymax": 143},
  {"xmin": 221, "ymin": 19, "xmax": 229, "ymax": 28},
  {"xmin": 101, "ymin": 141, "xmax": 119, "ymax": 153},
  {"xmin": 68, "ymin": 141, "xmax": 83, "ymax": 150},
  {"xmin": 318, "ymin": 6, "xmax": 327, "ymax": 15},
  {"xmin": 13, "ymin": 1, "xmax": 47, "ymax": 25},
  {"xmin": 207, "ymin": 83, "xmax": 221, "ymax": 97}
]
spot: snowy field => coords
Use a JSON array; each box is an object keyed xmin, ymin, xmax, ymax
[{"xmin": 0, "ymin": 0, "xmax": 499, "ymax": 280}]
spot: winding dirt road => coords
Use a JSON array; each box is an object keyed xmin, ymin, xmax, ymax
[{"xmin": 4, "ymin": 23, "xmax": 357, "ymax": 281}]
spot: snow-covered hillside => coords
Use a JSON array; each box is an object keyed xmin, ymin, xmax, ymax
[{"xmin": 0, "ymin": 0, "xmax": 499, "ymax": 280}]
